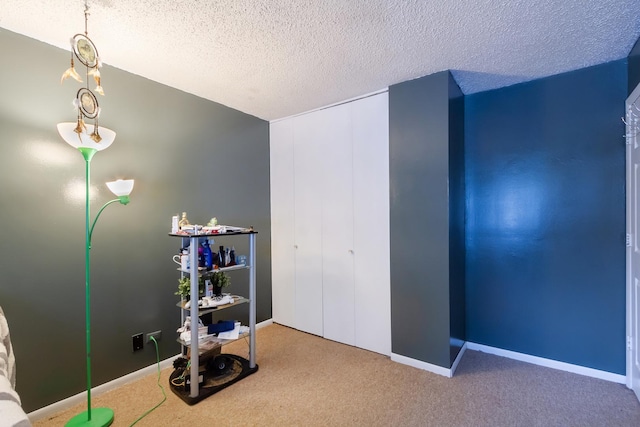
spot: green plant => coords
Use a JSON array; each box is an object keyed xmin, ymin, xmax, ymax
[
  {"xmin": 175, "ymin": 272, "xmax": 230, "ymax": 298},
  {"xmin": 210, "ymin": 271, "xmax": 231, "ymax": 289},
  {"xmin": 175, "ymin": 276, "xmax": 205, "ymax": 298}
]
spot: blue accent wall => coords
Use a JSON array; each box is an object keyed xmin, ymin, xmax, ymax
[
  {"xmin": 629, "ymin": 36, "xmax": 640, "ymax": 92},
  {"xmin": 465, "ymin": 60, "xmax": 627, "ymax": 374}
]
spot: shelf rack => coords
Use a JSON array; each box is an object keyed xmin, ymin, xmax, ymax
[{"xmin": 169, "ymin": 230, "xmax": 258, "ymax": 403}]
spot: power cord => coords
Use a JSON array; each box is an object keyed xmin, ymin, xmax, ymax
[
  {"xmin": 243, "ymin": 335, "xmax": 250, "ymax": 359},
  {"xmin": 170, "ymin": 359, "xmax": 190, "ymax": 387},
  {"xmin": 129, "ymin": 336, "xmax": 167, "ymax": 426}
]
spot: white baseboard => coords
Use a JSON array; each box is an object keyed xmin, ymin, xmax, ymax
[
  {"xmin": 391, "ymin": 343, "xmax": 467, "ymax": 378},
  {"xmin": 391, "ymin": 342, "xmax": 625, "ymax": 385},
  {"xmin": 256, "ymin": 318, "xmax": 273, "ymax": 329},
  {"xmin": 450, "ymin": 342, "xmax": 467, "ymax": 375},
  {"xmin": 466, "ymin": 342, "xmax": 626, "ymax": 384},
  {"xmin": 28, "ymin": 354, "xmax": 180, "ymax": 422},
  {"xmin": 28, "ymin": 319, "xmax": 275, "ymax": 422}
]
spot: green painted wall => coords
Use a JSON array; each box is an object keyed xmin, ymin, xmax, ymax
[
  {"xmin": 389, "ymin": 71, "xmax": 465, "ymax": 368},
  {"xmin": 0, "ymin": 28, "xmax": 271, "ymax": 412}
]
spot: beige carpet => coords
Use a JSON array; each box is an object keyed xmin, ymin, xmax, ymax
[{"xmin": 34, "ymin": 324, "xmax": 640, "ymax": 426}]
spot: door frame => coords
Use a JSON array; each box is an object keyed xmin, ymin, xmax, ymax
[{"xmin": 626, "ymin": 82, "xmax": 640, "ymax": 394}]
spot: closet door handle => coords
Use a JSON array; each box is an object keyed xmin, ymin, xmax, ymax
[
  {"xmin": 348, "ymin": 249, "xmax": 354, "ymax": 254},
  {"xmin": 294, "ymin": 245, "xmax": 299, "ymax": 249}
]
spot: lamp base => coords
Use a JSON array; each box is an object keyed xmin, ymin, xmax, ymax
[{"xmin": 65, "ymin": 407, "xmax": 114, "ymax": 427}]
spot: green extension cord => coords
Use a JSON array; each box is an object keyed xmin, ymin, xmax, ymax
[{"xmin": 129, "ymin": 336, "xmax": 167, "ymax": 426}]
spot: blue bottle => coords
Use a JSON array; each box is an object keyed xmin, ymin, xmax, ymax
[
  {"xmin": 203, "ymin": 239, "xmax": 213, "ymax": 270},
  {"xmin": 198, "ymin": 243, "xmax": 205, "ymax": 268}
]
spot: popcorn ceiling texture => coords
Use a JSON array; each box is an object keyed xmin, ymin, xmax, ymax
[{"xmin": 1, "ymin": 0, "xmax": 639, "ymax": 120}]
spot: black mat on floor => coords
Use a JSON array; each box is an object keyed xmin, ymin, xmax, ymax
[{"xmin": 169, "ymin": 354, "xmax": 259, "ymax": 405}]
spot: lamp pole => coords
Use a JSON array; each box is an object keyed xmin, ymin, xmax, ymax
[
  {"xmin": 66, "ymin": 147, "xmax": 114, "ymax": 427},
  {"xmin": 65, "ymin": 147, "xmax": 133, "ymax": 427},
  {"xmin": 82, "ymin": 148, "xmax": 97, "ymax": 423}
]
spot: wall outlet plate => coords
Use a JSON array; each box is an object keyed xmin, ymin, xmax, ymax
[
  {"xmin": 132, "ymin": 333, "xmax": 144, "ymax": 351},
  {"xmin": 146, "ymin": 330, "xmax": 162, "ymax": 343}
]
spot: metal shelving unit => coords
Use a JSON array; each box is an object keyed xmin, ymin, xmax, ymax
[{"xmin": 168, "ymin": 229, "xmax": 258, "ymax": 404}]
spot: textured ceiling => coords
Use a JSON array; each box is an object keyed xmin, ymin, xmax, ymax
[{"xmin": 1, "ymin": 0, "xmax": 640, "ymax": 121}]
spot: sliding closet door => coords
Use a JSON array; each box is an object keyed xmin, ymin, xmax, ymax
[
  {"xmin": 321, "ymin": 103, "xmax": 356, "ymax": 346},
  {"xmin": 270, "ymin": 119, "xmax": 296, "ymax": 328},
  {"xmin": 293, "ymin": 112, "xmax": 324, "ymax": 336},
  {"xmin": 353, "ymin": 93, "xmax": 391, "ymax": 355}
]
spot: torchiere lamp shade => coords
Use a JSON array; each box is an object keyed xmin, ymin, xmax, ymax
[
  {"xmin": 57, "ymin": 122, "xmax": 116, "ymax": 151},
  {"xmin": 106, "ymin": 179, "xmax": 134, "ymax": 197}
]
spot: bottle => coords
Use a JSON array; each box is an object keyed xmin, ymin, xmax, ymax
[
  {"xmin": 229, "ymin": 246, "xmax": 236, "ymax": 266},
  {"xmin": 212, "ymin": 252, "xmax": 220, "ymax": 269},
  {"xmin": 198, "ymin": 243, "xmax": 205, "ymax": 268},
  {"xmin": 218, "ymin": 245, "xmax": 226, "ymax": 268},
  {"xmin": 180, "ymin": 247, "xmax": 189, "ymax": 271},
  {"xmin": 171, "ymin": 215, "xmax": 179, "ymax": 233},
  {"xmin": 203, "ymin": 239, "xmax": 213, "ymax": 270},
  {"xmin": 178, "ymin": 212, "xmax": 190, "ymax": 229}
]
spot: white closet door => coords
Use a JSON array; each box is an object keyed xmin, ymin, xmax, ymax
[
  {"xmin": 269, "ymin": 119, "xmax": 296, "ymax": 328},
  {"xmin": 293, "ymin": 112, "xmax": 324, "ymax": 336},
  {"xmin": 321, "ymin": 104, "xmax": 356, "ymax": 345},
  {"xmin": 352, "ymin": 93, "xmax": 391, "ymax": 355}
]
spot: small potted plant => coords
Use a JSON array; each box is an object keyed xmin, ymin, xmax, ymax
[
  {"xmin": 210, "ymin": 271, "xmax": 231, "ymax": 296},
  {"xmin": 175, "ymin": 276, "xmax": 205, "ymax": 299}
]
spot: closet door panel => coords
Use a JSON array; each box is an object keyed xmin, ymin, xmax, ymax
[
  {"xmin": 270, "ymin": 119, "xmax": 296, "ymax": 328},
  {"xmin": 321, "ymin": 104, "xmax": 356, "ymax": 346},
  {"xmin": 352, "ymin": 93, "xmax": 391, "ymax": 355},
  {"xmin": 293, "ymin": 113, "xmax": 324, "ymax": 336}
]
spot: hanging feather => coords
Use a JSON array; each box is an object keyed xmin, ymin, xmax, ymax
[
  {"xmin": 88, "ymin": 67, "xmax": 101, "ymax": 85},
  {"xmin": 90, "ymin": 132, "xmax": 102, "ymax": 143},
  {"xmin": 90, "ymin": 122, "xmax": 102, "ymax": 143},
  {"xmin": 60, "ymin": 66, "xmax": 83, "ymax": 84},
  {"xmin": 90, "ymin": 115, "xmax": 101, "ymax": 143},
  {"xmin": 61, "ymin": 56, "xmax": 82, "ymax": 84},
  {"xmin": 74, "ymin": 117, "xmax": 87, "ymax": 134},
  {"xmin": 94, "ymin": 77, "xmax": 105, "ymax": 96},
  {"xmin": 90, "ymin": 67, "xmax": 105, "ymax": 95}
]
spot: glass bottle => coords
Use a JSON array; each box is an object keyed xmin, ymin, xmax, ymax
[{"xmin": 178, "ymin": 211, "xmax": 190, "ymax": 229}]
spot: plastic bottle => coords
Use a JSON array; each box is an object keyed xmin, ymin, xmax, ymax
[
  {"xmin": 203, "ymin": 239, "xmax": 213, "ymax": 270},
  {"xmin": 229, "ymin": 246, "xmax": 236, "ymax": 266},
  {"xmin": 171, "ymin": 215, "xmax": 179, "ymax": 233},
  {"xmin": 213, "ymin": 252, "xmax": 220, "ymax": 269},
  {"xmin": 180, "ymin": 247, "xmax": 189, "ymax": 270},
  {"xmin": 218, "ymin": 245, "xmax": 226, "ymax": 268},
  {"xmin": 198, "ymin": 243, "xmax": 205, "ymax": 268}
]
